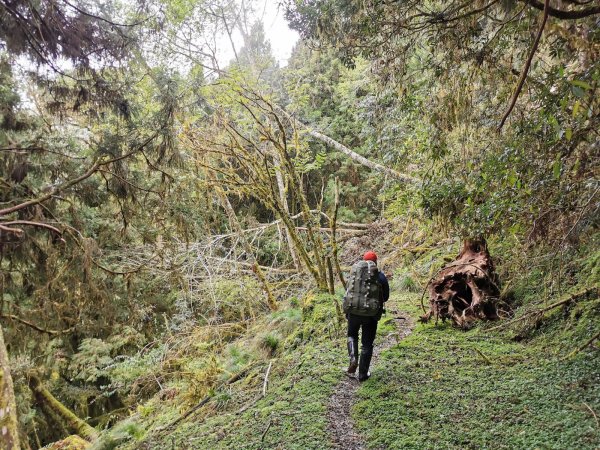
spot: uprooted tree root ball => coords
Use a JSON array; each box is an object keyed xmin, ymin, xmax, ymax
[{"xmin": 421, "ymin": 238, "xmax": 502, "ymax": 329}]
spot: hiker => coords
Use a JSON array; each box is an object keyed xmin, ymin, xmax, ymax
[{"xmin": 343, "ymin": 251, "xmax": 389, "ymax": 381}]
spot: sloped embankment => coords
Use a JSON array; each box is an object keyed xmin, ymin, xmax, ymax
[
  {"xmin": 90, "ymin": 230, "xmax": 599, "ymax": 450},
  {"xmin": 95, "ymin": 292, "xmax": 357, "ymax": 449},
  {"xmin": 352, "ymin": 292, "xmax": 600, "ymax": 449}
]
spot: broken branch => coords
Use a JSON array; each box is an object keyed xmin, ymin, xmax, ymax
[{"xmin": 262, "ymin": 360, "xmax": 273, "ymax": 397}]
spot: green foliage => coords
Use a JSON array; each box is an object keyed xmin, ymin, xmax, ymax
[
  {"xmin": 70, "ymin": 327, "xmax": 148, "ymax": 388},
  {"xmin": 300, "ymin": 293, "xmax": 341, "ymax": 341},
  {"xmin": 89, "ymin": 417, "xmax": 143, "ymax": 450},
  {"xmin": 287, "ymin": 0, "xmax": 599, "ymax": 243},
  {"xmin": 2, "ymin": 0, "xmax": 599, "ymax": 448},
  {"xmin": 71, "ymin": 340, "xmax": 115, "ymax": 384},
  {"xmin": 579, "ymin": 243, "xmax": 600, "ymax": 287},
  {"xmin": 116, "ymin": 293, "xmax": 345, "ymax": 450},
  {"xmin": 204, "ymin": 277, "xmax": 266, "ymax": 323},
  {"xmin": 284, "ymin": 45, "xmax": 387, "ymax": 223},
  {"xmin": 396, "ymin": 271, "xmax": 420, "ymax": 293},
  {"xmin": 44, "ymin": 434, "xmax": 90, "ymax": 450}
]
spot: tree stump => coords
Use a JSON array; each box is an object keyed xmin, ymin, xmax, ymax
[{"xmin": 421, "ymin": 238, "xmax": 500, "ymax": 329}]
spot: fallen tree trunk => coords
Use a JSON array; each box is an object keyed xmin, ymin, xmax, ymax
[
  {"xmin": 29, "ymin": 375, "xmax": 99, "ymax": 442},
  {"xmin": 271, "ymin": 104, "xmax": 420, "ymax": 184},
  {"xmin": 421, "ymin": 238, "xmax": 501, "ymax": 329}
]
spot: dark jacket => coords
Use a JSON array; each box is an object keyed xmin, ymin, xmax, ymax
[
  {"xmin": 378, "ymin": 271, "xmax": 390, "ymax": 304},
  {"xmin": 377, "ymin": 271, "xmax": 390, "ymax": 319}
]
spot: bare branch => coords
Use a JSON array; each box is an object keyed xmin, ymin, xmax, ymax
[
  {"xmin": 1, "ymin": 220, "xmax": 62, "ymax": 235},
  {"xmin": 498, "ymin": 0, "xmax": 550, "ymax": 132},
  {"xmin": 521, "ymin": 0, "xmax": 600, "ymax": 19},
  {"xmin": 0, "ymin": 314, "xmax": 74, "ymax": 335}
]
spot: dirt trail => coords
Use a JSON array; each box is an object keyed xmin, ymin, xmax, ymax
[{"xmin": 327, "ymin": 306, "xmax": 413, "ymax": 450}]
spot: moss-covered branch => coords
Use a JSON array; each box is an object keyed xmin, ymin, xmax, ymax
[{"xmin": 29, "ymin": 375, "xmax": 99, "ymax": 442}]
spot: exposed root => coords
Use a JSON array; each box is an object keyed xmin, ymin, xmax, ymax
[{"xmin": 421, "ymin": 238, "xmax": 502, "ymax": 329}]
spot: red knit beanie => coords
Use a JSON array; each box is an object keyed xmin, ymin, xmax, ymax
[{"xmin": 363, "ymin": 251, "xmax": 378, "ymax": 262}]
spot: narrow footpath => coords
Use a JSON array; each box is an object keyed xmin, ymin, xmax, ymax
[{"xmin": 327, "ymin": 302, "xmax": 414, "ymax": 449}]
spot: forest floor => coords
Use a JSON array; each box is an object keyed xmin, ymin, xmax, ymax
[
  {"xmin": 352, "ymin": 292, "xmax": 600, "ymax": 449},
  {"xmin": 327, "ymin": 305, "xmax": 414, "ymax": 450},
  {"xmin": 111, "ymin": 289, "xmax": 599, "ymax": 449},
  {"xmin": 93, "ymin": 236, "xmax": 600, "ymax": 450}
]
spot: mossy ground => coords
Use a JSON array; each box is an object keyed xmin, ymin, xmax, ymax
[
  {"xmin": 103, "ymin": 242, "xmax": 599, "ymax": 450},
  {"xmin": 354, "ymin": 292, "xmax": 600, "ymax": 450},
  {"xmin": 115, "ymin": 292, "xmax": 351, "ymax": 449}
]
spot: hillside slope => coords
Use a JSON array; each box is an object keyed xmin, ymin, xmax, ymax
[{"xmin": 85, "ymin": 238, "xmax": 599, "ymax": 449}]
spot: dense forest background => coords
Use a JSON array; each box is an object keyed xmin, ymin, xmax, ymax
[{"xmin": 0, "ymin": 0, "xmax": 598, "ymax": 449}]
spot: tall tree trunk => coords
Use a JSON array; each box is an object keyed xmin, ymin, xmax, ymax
[
  {"xmin": 0, "ymin": 324, "xmax": 21, "ymax": 450},
  {"xmin": 273, "ymin": 153, "xmax": 301, "ymax": 270},
  {"xmin": 330, "ymin": 178, "xmax": 346, "ymax": 287},
  {"xmin": 271, "ymin": 138, "xmax": 328, "ymax": 289}
]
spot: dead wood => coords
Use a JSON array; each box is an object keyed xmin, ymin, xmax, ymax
[
  {"xmin": 486, "ymin": 286, "xmax": 599, "ymax": 333},
  {"xmin": 566, "ymin": 330, "xmax": 600, "ymax": 359},
  {"xmin": 262, "ymin": 360, "xmax": 273, "ymax": 397},
  {"xmin": 261, "ymin": 416, "xmax": 273, "ymax": 442},
  {"xmin": 29, "ymin": 375, "xmax": 99, "ymax": 442},
  {"xmin": 583, "ymin": 402, "xmax": 600, "ymax": 428},
  {"xmin": 421, "ymin": 238, "xmax": 501, "ymax": 329}
]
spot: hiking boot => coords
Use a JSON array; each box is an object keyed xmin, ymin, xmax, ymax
[
  {"xmin": 358, "ymin": 349, "xmax": 372, "ymax": 381},
  {"xmin": 347, "ymin": 337, "xmax": 358, "ymax": 374}
]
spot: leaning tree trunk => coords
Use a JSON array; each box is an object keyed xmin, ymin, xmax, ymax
[
  {"xmin": 273, "ymin": 153, "xmax": 301, "ymax": 270},
  {"xmin": 421, "ymin": 238, "xmax": 500, "ymax": 329},
  {"xmin": 211, "ymin": 176, "xmax": 277, "ymax": 311},
  {"xmin": 0, "ymin": 324, "xmax": 21, "ymax": 450},
  {"xmin": 29, "ymin": 375, "xmax": 98, "ymax": 442}
]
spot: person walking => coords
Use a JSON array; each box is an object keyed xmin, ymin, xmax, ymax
[{"xmin": 343, "ymin": 251, "xmax": 390, "ymax": 381}]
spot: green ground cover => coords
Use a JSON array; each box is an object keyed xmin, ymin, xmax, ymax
[
  {"xmin": 99, "ymin": 250, "xmax": 599, "ymax": 450},
  {"xmin": 355, "ymin": 292, "xmax": 600, "ymax": 449},
  {"xmin": 113, "ymin": 293, "xmax": 350, "ymax": 449}
]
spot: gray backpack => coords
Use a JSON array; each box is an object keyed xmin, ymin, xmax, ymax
[{"xmin": 343, "ymin": 260, "xmax": 382, "ymax": 317}]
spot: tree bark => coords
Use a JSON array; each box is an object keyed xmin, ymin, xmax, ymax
[
  {"xmin": 521, "ymin": 0, "xmax": 600, "ymax": 20},
  {"xmin": 498, "ymin": 0, "xmax": 550, "ymax": 131},
  {"xmin": 305, "ymin": 127, "xmax": 420, "ymax": 183},
  {"xmin": 272, "ymin": 104, "xmax": 420, "ymax": 184},
  {"xmin": 273, "ymin": 153, "xmax": 301, "ymax": 270},
  {"xmin": 330, "ymin": 178, "xmax": 346, "ymax": 287},
  {"xmin": 0, "ymin": 324, "xmax": 21, "ymax": 450},
  {"xmin": 266, "ymin": 124, "xmax": 329, "ymax": 290}
]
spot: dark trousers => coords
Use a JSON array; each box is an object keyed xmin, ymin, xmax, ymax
[{"xmin": 347, "ymin": 314, "xmax": 378, "ymax": 357}]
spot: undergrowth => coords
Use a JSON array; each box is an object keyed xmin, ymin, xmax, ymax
[
  {"xmin": 94, "ymin": 226, "xmax": 599, "ymax": 450},
  {"xmin": 354, "ymin": 285, "xmax": 599, "ymax": 449},
  {"xmin": 110, "ymin": 292, "xmax": 347, "ymax": 449}
]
